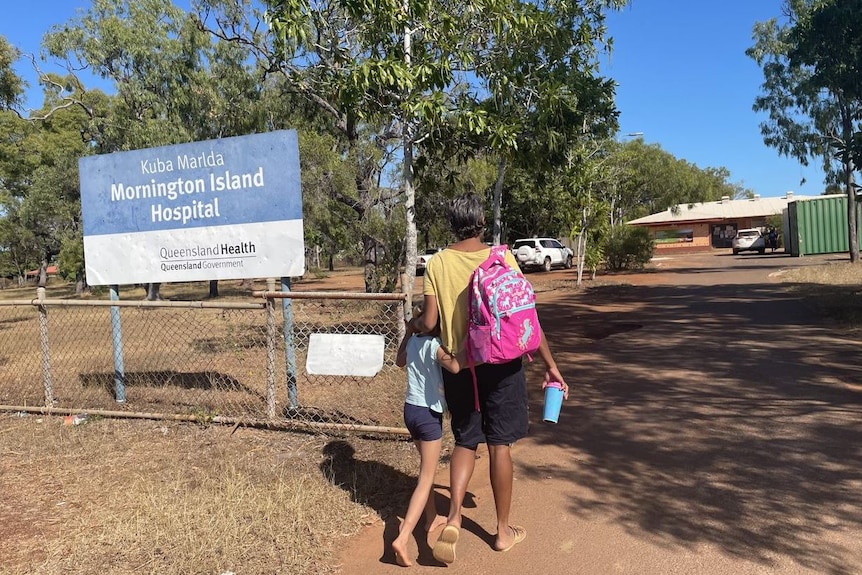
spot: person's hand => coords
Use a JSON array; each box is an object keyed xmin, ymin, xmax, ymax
[{"xmin": 542, "ymin": 367, "xmax": 568, "ymax": 400}]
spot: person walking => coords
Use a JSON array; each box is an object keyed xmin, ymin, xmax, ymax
[
  {"xmin": 410, "ymin": 192, "xmax": 568, "ymax": 564},
  {"xmin": 391, "ymin": 304, "xmax": 462, "ymax": 567}
]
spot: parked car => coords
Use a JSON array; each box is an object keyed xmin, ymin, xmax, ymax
[
  {"xmin": 512, "ymin": 238, "xmax": 573, "ymax": 272},
  {"xmin": 732, "ymin": 228, "xmax": 766, "ymax": 255},
  {"xmin": 416, "ymin": 247, "xmax": 443, "ymax": 275}
]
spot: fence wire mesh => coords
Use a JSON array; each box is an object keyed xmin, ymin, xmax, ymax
[{"xmin": 0, "ymin": 290, "xmax": 409, "ymax": 436}]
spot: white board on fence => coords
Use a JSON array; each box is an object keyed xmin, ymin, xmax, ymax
[{"xmin": 305, "ymin": 334, "xmax": 385, "ymax": 377}]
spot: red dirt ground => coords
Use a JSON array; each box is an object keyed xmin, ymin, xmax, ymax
[{"xmin": 332, "ymin": 251, "xmax": 862, "ymax": 575}]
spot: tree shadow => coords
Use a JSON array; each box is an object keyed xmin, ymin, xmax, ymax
[
  {"xmin": 319, "ymin": 439, "xmax": 489, "ymax": 566},
  {"xmin": 525, "ymin": 276, "xmax": 862, "ymax": 574}
]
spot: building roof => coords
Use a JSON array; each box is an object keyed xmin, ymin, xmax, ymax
[{"xmin": 627, "ymin": 193, "xmax": 821, "ymax": 226}]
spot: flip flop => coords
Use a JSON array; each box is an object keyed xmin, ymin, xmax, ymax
[
  {"xmin": 497, "ymin": 525, "xmax": 527, "ymax": 552},
  {"xmin": 432, "ymin": 524, "xmax": 460, "ymax": 564}
]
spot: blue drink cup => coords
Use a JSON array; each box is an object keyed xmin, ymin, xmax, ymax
[{"xmin": 542, "ymin": 381, "xmax": 565, "ymax": 423}]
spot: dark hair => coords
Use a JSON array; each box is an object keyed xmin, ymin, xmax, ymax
[{"xmin": 448, "ymin": 193, "xmax": 486, "ymax": 241}]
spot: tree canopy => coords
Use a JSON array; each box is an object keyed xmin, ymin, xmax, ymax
[
  {"xmin": 748, "ymin": 0, "xmax": 862, "ymax": 262},
  {"xmin": 0, "ymin": 0, "xmax": 755, "ymax": 293}
]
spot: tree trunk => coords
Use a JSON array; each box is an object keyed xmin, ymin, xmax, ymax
[
  {"xmin": 363, "ymin": 235, "xmax": 379, "ymax": 292},
  {"xmin": 208, "ymin": 280, "xmax": 219, "ymax": 298},
  {"xmin": 328, "ymin": 253, "xmax": 334, "ymax": 272},
  {"xmin": 492, "ymin": 157, "xmax": 506, "ymax": 245},
  {"xmin": 575, "ymin": 229, "xmax": 587, "ymax": 287},
  {"xmin": 842, "ymin": 108, "xmax": 859, "ymax": 263},
  {"xmin": 75, "ymin": 270, "xmax": 87, "ymax": 295},
  {"xmin": 145, "ymin": 282, "xmax": 161, "ymax": 301},
  {"xmin": 38, "ymin": 259, "xmax": 48, "ymax": 288},
  {"xmin": 402, "ymin": 133, "xmax": 417, "ymax": 314}
]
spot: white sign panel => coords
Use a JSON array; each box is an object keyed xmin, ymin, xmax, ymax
[
  {"xmin": 305, "ymin": 334, "xmax": 385, "ymax": 377},
  {"xmin": 79, "ymin": 130, "xmax": 304, "ymax": 285}
]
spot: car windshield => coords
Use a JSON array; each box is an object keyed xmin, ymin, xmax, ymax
[{"xmin": 738, "ymin": 231, "xmax": 760, "ymax": 238}]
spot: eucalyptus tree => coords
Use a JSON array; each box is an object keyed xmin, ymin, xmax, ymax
[
  {"xmin": 596, "ymin": 138, "xmax": 741, "ymax": 225},
  {"xmin": 198, "ymin": 0, "xmax": 436, "ymax": 293},
  {"xmin": 200, "ymin": 0, "xmax": 628, "ymax": 299},
  {"xmin": 470, "ymin": 0, "xmax": 625, "ymax": 246},
  {"xmin": 0, "ymin": 37, "xmax": 24, "ymax": 111},
  {"xmin": 748, "ymin": 0, "xmax": 862, "ymax": 262},
  {"xmin": 43, "ymin": 0, "xmax": 281, "ymax": 297}
]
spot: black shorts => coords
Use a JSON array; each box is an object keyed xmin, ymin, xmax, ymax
[
  {"xmin": 442, "ymin": 358, "xmax": 528, "ymax": 447},
  {"xmin": 404, "ymin": 403, "xmax": 443, "ymax": 441}
]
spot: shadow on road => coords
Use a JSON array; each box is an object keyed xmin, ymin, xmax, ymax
[{"xmin": 526, "ymin": 278, "xmax": 862, "ymax": 574}]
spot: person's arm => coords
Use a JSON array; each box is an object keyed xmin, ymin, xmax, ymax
[
  {"xmin": 436, "ymin": 344, "xmax": 462, "ymax": 374},
  {"xmin": 536, "ymin": 328, "xmax": 568, "ymax": 399},
  {"xmin": 395, "ymin": 319, "xmax": 416, "ymax": 368},
  {"xmin": 411, "ymin": 294, "xmax": 439, "ymax": 334}
]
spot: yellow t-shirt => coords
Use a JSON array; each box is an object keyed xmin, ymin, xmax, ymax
[{"xmin": 423, "ymin": 247, "xmax": 520, "ymax": 355}]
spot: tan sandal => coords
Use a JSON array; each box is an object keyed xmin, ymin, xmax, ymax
[
  {"xmin": 497, "ymin": 525, "xmax": 527, "ymax": 552},
  {"xmin": 432, "ymin": 524, "xmax": 460, "ymax": 564}
]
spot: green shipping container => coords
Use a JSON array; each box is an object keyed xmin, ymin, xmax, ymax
[{"xmin": 786, "ymin": 195, "xmax": 862, "ymax": 256}]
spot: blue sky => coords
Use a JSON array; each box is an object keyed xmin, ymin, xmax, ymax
[
  {"xmin": 603, "ymin": 1, "xmax": 827, "ymax": 198},
  {"xmin": 5, "ymin": 0, "xmax": 828, "ymax": 198}
]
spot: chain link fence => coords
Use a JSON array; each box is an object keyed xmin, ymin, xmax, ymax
[{"xmin": 0, "ymin": 288, "xmax": 409, "ymax": 437}]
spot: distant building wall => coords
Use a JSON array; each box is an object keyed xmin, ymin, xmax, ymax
[{"xmin": 649, "ymin": 223, "xmax": 710, "ymax": 251}]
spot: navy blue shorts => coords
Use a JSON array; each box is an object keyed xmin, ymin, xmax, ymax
[
  {"xmin": 442, "ymin": 358, "xmax": 528, "ymax": 448},
  {"xmin": 404, "ymin": 403, "xmax": 443, "ymax": 441}
]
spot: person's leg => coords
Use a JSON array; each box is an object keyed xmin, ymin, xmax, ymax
[
  {"xmin": 418, "ymin": 439, "xmax": 448, "ymax": 532},
  {"xmin": 392, "ymin": 438, "xmax": 445, "ymax": 567},
  {"xmin": 481, "ymin": 361, "xmax": 529, "ymax": 551},
  {"xmin": 488, "ymin": 443, "xmax": 516, "ymax": 550},
  {"xmin": 434, "ymin": 369, "xmax": 485, "ymax": 564},
  {"xmin": 439, "ymin": 369, "xmax": 484, "ymax": 529},
  {"xmin": 446, "ymin": 444, "xmax": 477, "ymax": 528},
  {"xmin": 432, "ymin": 444, "xmax": 474, "ymax": 564}
]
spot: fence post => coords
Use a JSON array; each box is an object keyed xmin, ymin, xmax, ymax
[
  {"xmin": 36, "ymin": 287, "xmax": 54, "ymax": 406},
  {"xmin": 281, "ymin": 277, "xmax": 298, "ymax": 409},
  {"xmin": 265, "ymin": 279, "xmax": 277, "ymax": 418},
  {"xmin": 110, "ymin": 286, "xmax": 126, "ymax": 403}
]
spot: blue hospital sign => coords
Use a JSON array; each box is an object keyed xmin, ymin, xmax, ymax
[{"xmin": 79, "ymin": 130, "xmax": 304, "ymax": 285}]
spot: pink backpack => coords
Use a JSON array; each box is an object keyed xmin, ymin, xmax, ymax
[{"xmin": 467, "ymin": 245, "xmax": 542, "ymax": 408}]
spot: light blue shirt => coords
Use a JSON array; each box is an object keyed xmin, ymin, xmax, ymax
[{"xmin": 405, "ymin": 335, "xmax": 446, "ymax": 414}]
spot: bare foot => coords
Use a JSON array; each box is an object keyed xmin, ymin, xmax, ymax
[
  {"xmin": 391, "ymin": 539, "xmax": 413, "ymax": 567},
  {"xmin": 425, "ymin": 514, "xmax": 447, "ymax": 533}
]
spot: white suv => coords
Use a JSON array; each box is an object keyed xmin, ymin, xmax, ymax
[
  {"xmin": 512, "ymin": 238, "xmax": 574, "ymax": 272},
  {"xmin": 732, "ymin": 228, "xmax": 766, "ymax": 255}
]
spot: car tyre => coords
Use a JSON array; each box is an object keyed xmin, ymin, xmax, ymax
[
  {"xmin": 733, "ymin": 249, "xmax": 739, "ymax": 255},
  {"xmin": 564, "ymin": 255, "xmax": 573, "ymax": 269},
  {"xmin": 543, "ymin": 257, "xmax": 552, "ymax": 272},
  {"xmin": 758, "ymin": 248, "xmax": 765, "ymax": 255}
]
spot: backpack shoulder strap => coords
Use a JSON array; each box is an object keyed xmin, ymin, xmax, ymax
[{"xmin": 480, "ymin": 244, "xmax": 510, "ymax": 271}]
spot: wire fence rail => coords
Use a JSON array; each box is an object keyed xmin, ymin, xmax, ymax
[{"xmin": 0, "ymin": 287, "xmax": 410, "ymax": 437}]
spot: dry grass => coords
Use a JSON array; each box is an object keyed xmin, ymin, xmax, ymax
[
  {"xmin": 0, "ymin": 272, "xmax": 423, "ymax": 574},
  {"xmin": 0, "ymin": 414, "xmax": 423, "ymax": 575},
  {"xmin": 778, "ymin": 261, "xmax": 862, "ymax": 330}
]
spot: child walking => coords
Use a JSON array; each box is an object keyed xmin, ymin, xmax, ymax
[{"xmin": 391, "ymin": 305, "xmax": 462, "ymax": 567}]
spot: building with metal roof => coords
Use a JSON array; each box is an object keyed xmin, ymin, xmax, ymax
[{"xmin": 627, "ymin": 192, "xmax": 812, "ymax": 252}]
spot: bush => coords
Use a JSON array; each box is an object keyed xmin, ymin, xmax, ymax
[{"xmin": 604, "ymin": 225, "xmax": 654, "ymax": 271}]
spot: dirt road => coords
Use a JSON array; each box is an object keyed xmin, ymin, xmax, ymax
[{"xmin": 336, "ymin": 252, "xmax": 862, "ymax": 575}]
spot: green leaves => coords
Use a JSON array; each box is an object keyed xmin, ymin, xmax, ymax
[{"xmin": 0, "ymin": 37, "xmax": 24, "ymax": 110}]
